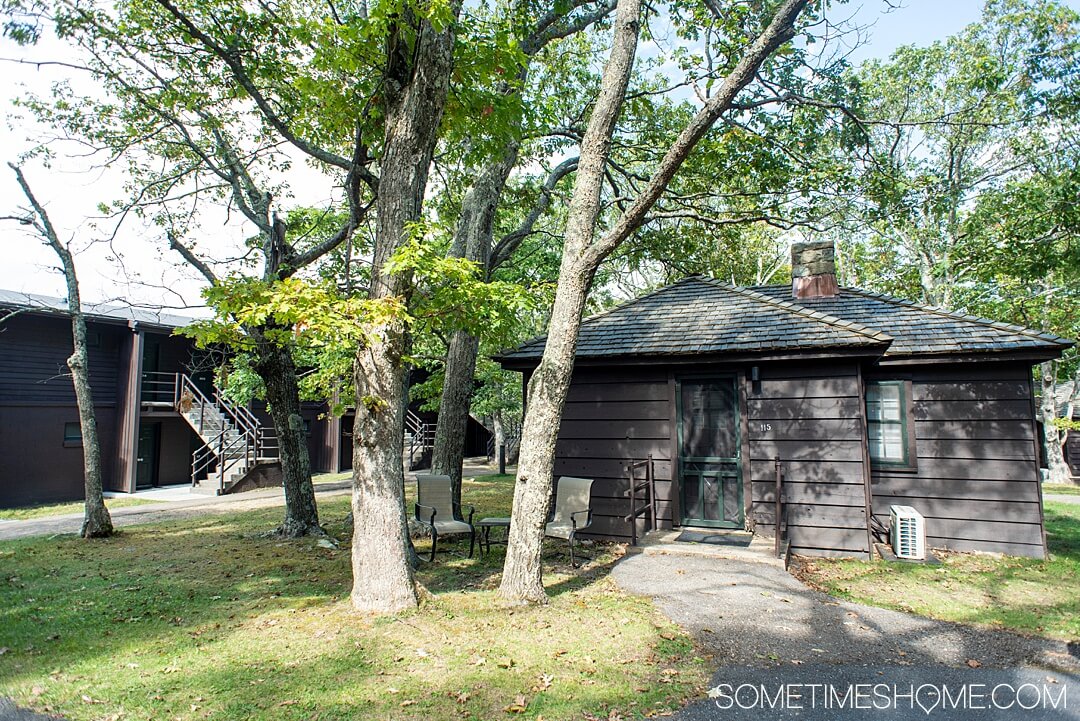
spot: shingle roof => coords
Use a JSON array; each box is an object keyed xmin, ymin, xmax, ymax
[
  {"xmin": 0, "ymin": 289, "xmax": 196, "ymax": 330},
  {"xmin": 1052, "ymin": 381, "xmax": 1080, "ymax": 419},
  {"xmin": 499, "ymin": 276, "xmax": 893, "ymax": 363},
  {"xmin": 750, "ymin": 285, "xmax": 1073, "ymax": 358}
]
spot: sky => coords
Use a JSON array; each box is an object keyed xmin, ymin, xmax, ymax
[{"xmin": 0, "ymin": 0, "xmax": 1072, "ymax": 313}]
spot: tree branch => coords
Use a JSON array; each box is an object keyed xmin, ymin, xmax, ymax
[
  {"xmin": 491, "ymin": 156, "xmax": 579, "ymax": 269},
  {"xmin": 167, "ymin": 231, "xmax": 218, "ymax": 284}
]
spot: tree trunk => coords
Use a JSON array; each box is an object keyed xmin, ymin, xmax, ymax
[
  {"xmin": 350, "ymin": 3, "xmax": 460, "ymax": 613},
  {"xmin": 252, "ymin": 334, "xmax": 322, "ymax": 537},
  {"xmin": 498, "ymin": 0, "xmax": 810, "ymax": 604},
  {"xmin": 1042, "ymin": 362, "xmax": 1073, "ymax": 485},
  {"xmin": 500, "ymin": 0, "xmax": 643, "ymax": 604},
  {"xmin": 492, "ymin": 412, "xmax": 506, "ymax": 464},
  {"xmin": 70, "ymin": 310, "xmax": 113, "ymax": 538},
  {"xmin": 500, "ymin": 265, "xmax": 599, "ymax": 602},
  {"xmin": 8, "ymin": 163, "xmax": 113, "ymax": 538},
  {"xmin": 431, "ymin": 329, "xmax": 481, "ymax": 495},
  {"xmin": 431, "ymin": 145, "xmax": 518, "ymax": 501}
]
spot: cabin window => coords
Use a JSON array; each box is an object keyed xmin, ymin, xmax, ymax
[
  {"xmin": 63, "ymin": 422, "xmax": 82, "ymax": 447},
  {"xmin": 865, "ymin": 381, "xmax": 915, "ymax": 468}
]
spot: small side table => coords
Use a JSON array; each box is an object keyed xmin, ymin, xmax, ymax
[{"xmin": 477, "ymin": 517, "xmax": 511, "ymax": 555}]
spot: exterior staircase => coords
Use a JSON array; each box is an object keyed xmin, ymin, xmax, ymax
[
  {"xmin": 173, "ymin": 374, "xmax": 279, "ymax": 494},
  {"xmin": 404, "ymin": 409, "xmax": 434, "ymax": 471}
]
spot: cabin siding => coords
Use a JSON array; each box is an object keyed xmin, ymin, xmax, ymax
[
  {"xmin": 0, "ymin": 313, "xmax": 124, "ymax": 405},
  {"xmin": 555, "ymin": 368, "xmax": 673, "ymax": 541},
  {"xmin": 0, "ymin": 314, "xmax": 129, "ymax": 505},
  {"xmin": 869, "ymin": 363, "xmax": 1045, "ymax": 558},
  {"xmin": 746, "ymin": 362, "xmax": 871, "ymax": 558},
  {"xmin": 0, "ymin": 405, "xmax": 119, "ymax": 506}
]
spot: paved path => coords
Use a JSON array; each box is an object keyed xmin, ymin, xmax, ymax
[
  {"xmin": 0, "ymin": 482, "xmax": 353, "ymax": 541},
  {"xmin": 610, "ymin": 553, "xmax": 1080, "ymax": 720},
  {"xmin": 1046, "ymin": 493, "xmax": 1080, "ymax": 505},
  {"xmin": 0, "ymin": 460, "xmax": 504, "ymax": 542}
]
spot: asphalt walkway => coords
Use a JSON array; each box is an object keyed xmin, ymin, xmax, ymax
[{"xmin": 610, "ymin": 553, "xmax": 1080, "ymax": 720}]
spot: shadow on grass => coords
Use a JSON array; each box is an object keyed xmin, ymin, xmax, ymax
[{"xmin": 0, "ymin": 480, "xmax": 706, "ymax": 721}]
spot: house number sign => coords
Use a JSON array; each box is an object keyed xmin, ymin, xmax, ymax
[{"xmin": 758, "ymin": 423, "xmax": 772, "ymax": 432}]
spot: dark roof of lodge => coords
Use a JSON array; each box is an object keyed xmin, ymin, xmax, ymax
[
  {"xmin": 0, "ymin": 289, "xmax": 196, "ymax": 331},
  {"xmin": 498, "ymin": 276, "xmax": 1073, "ymax": 365}
]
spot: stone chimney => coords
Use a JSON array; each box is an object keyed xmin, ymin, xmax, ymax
[{"xmin": 791, "ymin": 240, "xmax": 839, "ymax": 299}]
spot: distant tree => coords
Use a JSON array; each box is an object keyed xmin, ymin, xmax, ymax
[
  {"xmin": 3, "ymin": 163, "xmax": 113, "ymax": 537},
  {"xmin": 834, "ymin": 0, "xmax": 1080, "ymax": 485}
]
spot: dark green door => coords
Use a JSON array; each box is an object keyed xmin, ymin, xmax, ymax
[
  {"xmin": 677, "ymin": 377, "xmax": 742, "ymax": 528},
  {"xmin": 136, "ymin": 423, "xmax": 160, "ymax": 489}
]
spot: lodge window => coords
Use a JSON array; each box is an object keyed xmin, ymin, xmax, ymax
[
  {"xmin": 865, "ymin": 381, "xmax": 916, "ymax": 470},
  {"xmin": 63, "ymin": 422, "xmax": 82, "ymax": 447}
]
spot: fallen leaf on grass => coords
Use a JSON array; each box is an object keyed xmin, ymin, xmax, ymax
[
  {"xmin": 503, "ymin": 694, "xmax": 528, "ymax": 713},
  {"xmin": 277, "ymin": 700, "xmax": 298, "ymax": 707},
  {"xmin": 400, "ymin": 700, "xmax": 416, "ymax": 708}
]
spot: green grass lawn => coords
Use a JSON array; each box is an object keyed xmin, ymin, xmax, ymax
[
  {"xmin": 1043, "ymin": 483, "xmax": 1080, "ymax": 496},
  {"xmin": 794, "ymin": 500, "xmax": 1080, "ymax": 640},
  {"xmin": 0, "ymin": 475, "xmax": 708, "ymax": 721},
  {"xmin": 0, "ymin": 497, "xmax": 157, "ymax": 521}
]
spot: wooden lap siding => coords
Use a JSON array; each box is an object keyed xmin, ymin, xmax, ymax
[
  {"xmin": 869, "ymin": 364, "xmax": 1045, "ymax": 558},
  {"xmin": 746, "ymin": 363, "xmax": 871, "ymax": 558},
  {"xmin": 0, "ymin": 315, "xmax": 126, "ymax": 505},
  {"xmin": 555, "ymin": 368, "xmax": 673, "ymax": 541}
]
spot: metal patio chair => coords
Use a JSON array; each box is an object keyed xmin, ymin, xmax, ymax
[
  {"xmin": 414, "ymin": 474, "xmax": 476, "ymax": 561},
  {"xmin": 545, "ymin": 476, "xmax": 595, "ymax": 567}
]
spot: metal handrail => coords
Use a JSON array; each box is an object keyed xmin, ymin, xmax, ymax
[
  {"xmin": 624, "ymin": 455, "xmax": 656, "ymax": 546},
  {"xmin": 191, "ymin": 426, "xmax": 251, "ymax": 492},
  {"xmin": 173, "ymin": 372, "xmax": 277, "ymax": 491},
  {"xmin": 405, "ymin": 409, "xmax": 433, "ymax": 469},
  {"xmin": 140, "ymin": 371, "xmax": 178, "ymax": 405}
]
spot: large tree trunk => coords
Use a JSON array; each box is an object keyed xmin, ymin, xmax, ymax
[
  {"xmin": 498, "ymin": 0, "xmax": 810, "ymax": 603},
  {"xmin": 1041, "ymin": 362, "xmax": 1074, "ymax": 485},
  {"xmin": 252, "ymin": 334, "xmax": 322, "ymax": 536},
  {"xmin": 350, "ymin": 3, "xmax": 460, "ymax": 614},
  {"xmin": 431, "ymin": 146, "xmax": 518, "ymax": 500},
  {"xmin": 500, "ymin": 0, "xmax": 643, "ymax": 604}
]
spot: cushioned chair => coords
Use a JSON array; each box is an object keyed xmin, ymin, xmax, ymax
[
  {"xmin": 545, "ymin": 476, "xmax": 595, "ymax": 567},
  {"xmin": 415, "ymin": 474, "xmax": 476, "ymax": 561}
]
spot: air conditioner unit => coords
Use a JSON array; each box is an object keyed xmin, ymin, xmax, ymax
[{"xmin": 890, "ymin": 505, "xmax": 926, "ymax": 560}]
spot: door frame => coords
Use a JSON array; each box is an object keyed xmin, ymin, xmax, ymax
[{"xmin": 675, "ymin": 373, "xmax": 744, "ymax": 529}]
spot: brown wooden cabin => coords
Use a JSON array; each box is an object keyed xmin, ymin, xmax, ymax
[
  {"xmin": 0, "ymin": 291, "xmax": 340, "ymax": 508},
  {"xmin": 497, "ymin": 241, "xmax": 1073, "ymax": 559}
]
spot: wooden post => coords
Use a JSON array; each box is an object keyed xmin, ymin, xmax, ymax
[
  {"xmin": 498, "ymin": 444, "xmax": 506, "ymax": 475},
  {"xmin": 647, "ymin": 454, "xmax": 656, "ymax": 532},
  {"xmin": 774, "ymin": 455, "xmax": 782, "ymax": 559}
]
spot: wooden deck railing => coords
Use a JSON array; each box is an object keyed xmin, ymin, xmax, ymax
[{"xmin": 625, "ymin": 455, "xmax": 656, "ymax": 546}]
